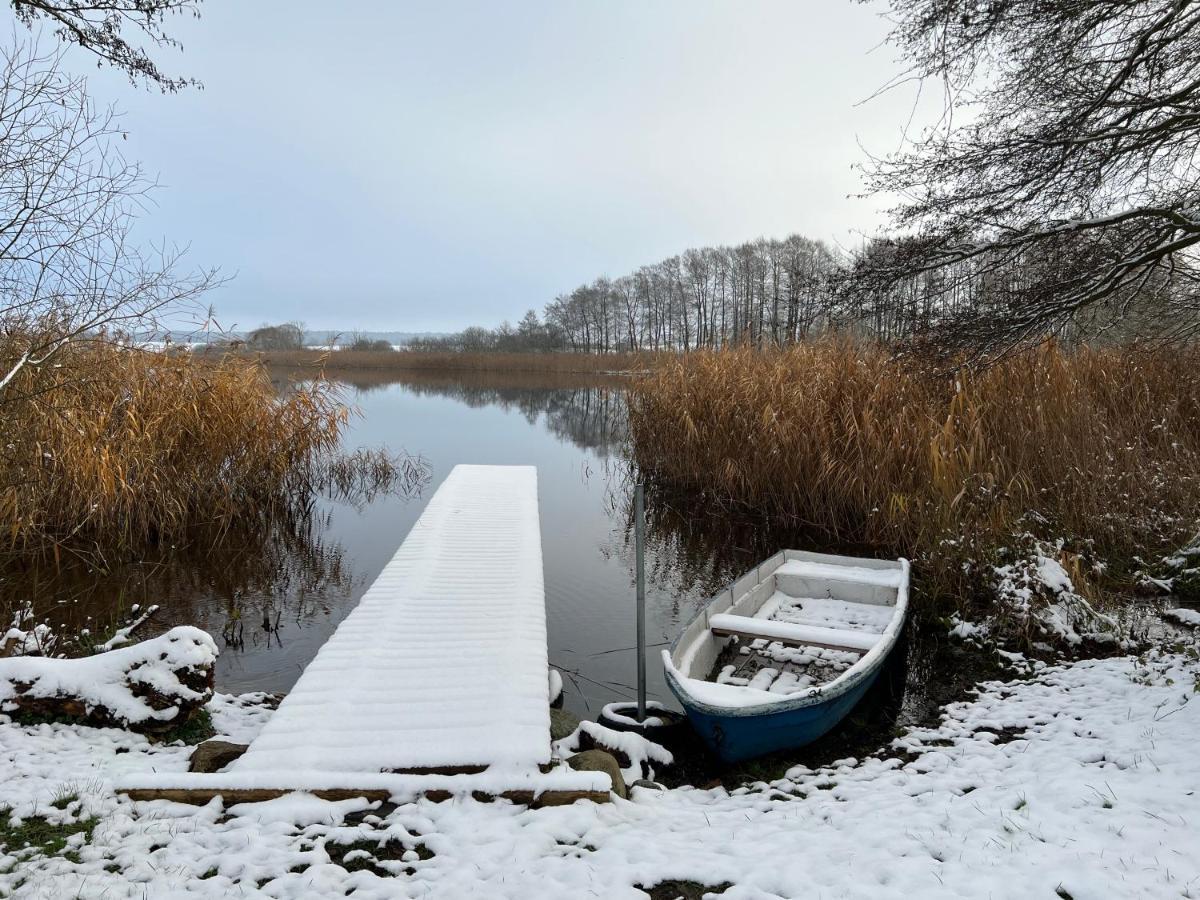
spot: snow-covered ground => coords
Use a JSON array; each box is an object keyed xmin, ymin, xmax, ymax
[{"xmin": 2, "ymin": 648, "xmax": 1197, "ymax": 899}]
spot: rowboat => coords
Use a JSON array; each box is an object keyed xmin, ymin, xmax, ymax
[{"xmin": 662, "ymin": 550, "xmax": 909, "ymax": 763}]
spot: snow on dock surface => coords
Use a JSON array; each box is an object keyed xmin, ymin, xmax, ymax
[{"xmin": 230, "ymin": 464, "xmax": 552, "ymax": 773}]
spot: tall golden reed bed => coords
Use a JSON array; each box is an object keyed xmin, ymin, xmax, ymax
[
  {"xmin": 0, "ymin": 343, "xmax": 353, "ymax": 557},
  {"xmin": 628, "ymin": 341, "xmax": 1200, "ymax": 598}
]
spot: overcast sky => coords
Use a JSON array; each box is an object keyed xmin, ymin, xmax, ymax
[{"xmin": 76, "ymin": 2, "xmax": 914, "ymax": 333}]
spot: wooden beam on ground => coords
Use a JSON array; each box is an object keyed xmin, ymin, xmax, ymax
[{"xmin": 121, "ymin": 786, "xmax": 610, "ymax": 807}]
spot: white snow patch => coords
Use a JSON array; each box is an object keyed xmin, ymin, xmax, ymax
[
  {"xmin": 758, "ymin": 592, "xmax": 893, "ymax": 633},
  {"xmin": 95, "ymin": 605, "xmax": 160, "ymax": 652},
  {"xmin": 775, "ymin": 559, "xmax": 906, "ymax": 588},
  {"xmin": 947, "ymin": 615, "xmax": 988, "ymax": 642},
  {"xmin": 2, "ymin": 603, "xmax": 56, "ymax": 657},
  {"xmin": 228, "ymin": 793, "xmax": 377, "ymax": 826},
  {"xmin": 992, "ymin": 541, "xmax": 1123, "ymax": 647},
  {"xmin": 600, "ymin": 700, "xmax": 671, "ymax": 729},
  {"xmin": 1164, "ymin": 607, "xmax": 1200, "ymax": 627},
  {"xmin": 0, "ymin": 626, "xmax": 216, "ymax": 726},
  {"xmin": 555, "ymin": 720, "xmax": 674, "ymax": 782},
  {"xmin": 2, "ymin": 653, "xmax": 1198, "ymax": 897}
]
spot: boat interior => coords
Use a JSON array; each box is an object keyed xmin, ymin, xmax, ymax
[{"xmin": 674, "ymin": 551, "xmax": 906, "ymax": 697}]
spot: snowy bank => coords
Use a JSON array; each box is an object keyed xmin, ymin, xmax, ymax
[
  {"xmin": 0, "ymin": 626, "xmax": 216, "ymax": 733},
  {"xmin": 1, "ymin": 649, "xmax": 1197, "ymax": 898}
]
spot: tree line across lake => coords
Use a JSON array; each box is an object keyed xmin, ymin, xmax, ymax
[{"xmin": 276, "ymin": 219, "xmax": 1197, "ymax": 358}]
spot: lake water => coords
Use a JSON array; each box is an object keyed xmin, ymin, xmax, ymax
[
  {"xmin": 272, "ymin": 368, "xmax": 719, "ymax": 716},
  {"xmin": 10, "ymin": 369, "xmax": 942, "ymax": 746},
  {"xmin": 14, "ymin": 367, "xmax": 1174, "ymax": 773},
  {"xmin": 6, "ymin": 370, "xmax": 751, "ymax": 717}
]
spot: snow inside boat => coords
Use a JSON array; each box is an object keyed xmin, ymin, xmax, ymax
[{"xmin": 663, "ymin": 550, "xmax": 909, "ymax": 762}]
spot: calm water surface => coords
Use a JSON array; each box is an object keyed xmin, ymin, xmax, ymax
[
  {"xmin": 32, "ymin": 370, "xmax": 758, "ymax": 717},
  {"xmin": 7, "ymin": 369, "xmax": 946, "ymax": 741},
  {"xmin": 295, "ymin": 370, "xmax": 710, "ymax": 715}
]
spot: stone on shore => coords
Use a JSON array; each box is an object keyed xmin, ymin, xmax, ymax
[
  {"xmin": 188, "ymin": 739, "xmax": 249, "ymax": 773},
  {"xmin": 550, "ymin": 707, "xmax": 581, "ymax": 741},
  {"xmin": 566, "ymin": 749, "xmax": 626, "ymax": 799}
]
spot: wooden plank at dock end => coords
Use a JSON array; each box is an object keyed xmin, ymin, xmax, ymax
[{"xmin": 122, "ymin": 786, "xmax": 612, "ymax": 807}]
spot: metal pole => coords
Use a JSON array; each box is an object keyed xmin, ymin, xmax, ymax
[{"xmin": 635, "ymin": 482, "xmax": 647, "ymax": 722}]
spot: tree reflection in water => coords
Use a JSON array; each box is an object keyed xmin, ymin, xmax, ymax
[
  {"xmin": 3, "ymin": 368, "xmax": 920, "ymax": 746},
  {"xmin": 2, "ymin": 508, "xmax": 353, "ymax": 662},
  {"xmin": 1, "ymin": 435, "xmax": 429, "ymax": 690},
  {"xmin": 331, "ymin": 368, "xmax": 630, "ymax": 455}
]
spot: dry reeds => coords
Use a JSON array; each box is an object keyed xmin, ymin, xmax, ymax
[
  {"xmin": 628, "ymin": 340, "xmax": 1200, "ymax": 598},
  {"xmin": 237, "ymin": 349, "xmax": 657, "ymax": 375},
  {"xmin": 0, "ymin": 340, "xmax": 415, "ymax": 558}
]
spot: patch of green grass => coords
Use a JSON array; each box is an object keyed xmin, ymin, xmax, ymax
[
  {"xmin": 50, "ymin": 791, "xmax": 78, "ymax": 811},
  {"xmin": 9, "ymin": 704, "xmax": 214, "ymax": 746},
  {"xmin": 8, "ymin": 710, "xmax": 87, "ymax": 729},
  {"xmin": 157, "ymin": 707, "xmax": 215, "ymax": 746},
  {"xmin": 0, "ymin": 809, "xmax": 97, "ymax": 862}
]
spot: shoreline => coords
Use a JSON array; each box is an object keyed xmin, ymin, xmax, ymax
[{"xmin": 217, "ymin": 348, "xmax": 658, "ymax": 377}]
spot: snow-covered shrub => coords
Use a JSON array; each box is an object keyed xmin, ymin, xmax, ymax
[
  {"xmin": 1, "ymin": 603, "xmax": 56, "ymax": 657},
  {"xmin": 989, "ymin": 540, "xmax": 1124, "ymax": 649},
  {"xmin": 554, "ymin": 720, "xmax": 674, "ymax": 783},
  {"xmin": 0, "ymin": 626, "xmax": 217, "ymax": 732}
]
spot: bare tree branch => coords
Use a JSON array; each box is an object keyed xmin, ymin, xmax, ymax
[
  {"xmin": 10, "ymin": 0, "xmax": 201, "ymax": 90},
  {"xmin": 852, "ymin": 0, "xmax": 1200, "ymax": 356},
  {"xmin": 0, "ymin": 38, "xmax": 218, "ymax": 405}
]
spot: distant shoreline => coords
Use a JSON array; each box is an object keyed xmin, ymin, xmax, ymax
[{"xmin": 224, "ymin": 348, "xmax": 658, "ymax": 376}]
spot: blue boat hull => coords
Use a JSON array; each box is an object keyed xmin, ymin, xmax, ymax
[{"xmin": 669, "ymin": 667, "xmax": 882, "ymax": 763}]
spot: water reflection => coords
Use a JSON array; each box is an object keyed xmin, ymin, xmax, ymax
[
  {"xmin": 327, "ymin": 368, "xmax": 630, "ymax": 454},
  {"xmin": 0, "ymin": 508, "xmax": 364, "ymax": 691},
  {"xmin": 5, "ymin": 369, "xmax": 930, "ymax": 758}
]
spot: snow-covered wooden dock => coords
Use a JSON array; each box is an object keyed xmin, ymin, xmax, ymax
[{"xmin": 119, "ymin": 465, "xmax": 610, "ymax": 805}]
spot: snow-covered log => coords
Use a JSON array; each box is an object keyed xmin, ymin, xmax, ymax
[{"xmin": 0, "ymin": 626, "xmax": 217, "ymax": 733}]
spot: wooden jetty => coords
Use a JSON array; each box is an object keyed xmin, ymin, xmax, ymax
[{"xmin": 118, "ymin": 465, "xmax": 611, "ymax": 806}]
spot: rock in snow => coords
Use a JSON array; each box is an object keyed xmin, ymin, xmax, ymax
[
  {"xmin": 566, "ymin": 749, "xmax": 627, "ymax": 800},
  {"xmin": 549, "ymin": 707, "xmax": 581, "ymax": 742},
  {"xmin": 188, "ymin": 739, "xmax": 249, "ymax": 773}
]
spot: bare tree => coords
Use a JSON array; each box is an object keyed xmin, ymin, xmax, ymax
[
  {"xmin": 855, "ymin": 0, "xmax": 1200, "ymax": 355},
  {"xmin": 418, "ymin": 234, "xmax": 842, "ymax": 355},
  {"xmin": 11, "ymin": 0, "xmax": 202, "ymax": 90},
  {"xmin": 0, "ymin": 40, "xmax": 216, "ymax": 399}
]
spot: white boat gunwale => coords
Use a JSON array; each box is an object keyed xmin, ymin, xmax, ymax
[{"xmin": 662, "ymin": 550, "xmax": 910, "ymax": 718}]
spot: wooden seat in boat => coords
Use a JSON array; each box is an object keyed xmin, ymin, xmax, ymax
[{"xmin": 708, "ymin": 613, "xmax": 881, "ymax": 655}]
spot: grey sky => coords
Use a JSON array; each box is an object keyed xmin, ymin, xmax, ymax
[{"xmin": 78, "ymin": 2, "xmax": 912, "ymax": 332}]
